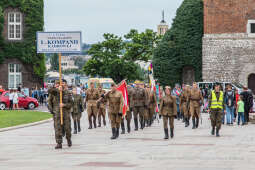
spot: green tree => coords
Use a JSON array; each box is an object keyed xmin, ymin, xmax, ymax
[
  {"xmin": 124, "ymin": 29, "xmax": 161, "ymax": 62},
  {"xmin": 153, "ymin": 0, "xmax": 203, "ymax": 86},
  {"xmin": 50, "ymin": 54, "xmax": 59, "ymax": 71}
]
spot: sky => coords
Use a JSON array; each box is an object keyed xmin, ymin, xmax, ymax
[{"xmin": 44, "ymin": 0, "xmax": 184, "ymax": 44}]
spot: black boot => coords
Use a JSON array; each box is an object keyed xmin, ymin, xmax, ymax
[
  {"xmin": 127, "ymin": 123, "xmax": 131, "ymax": 133},
  {"xmin": 62, "ymin": 126, "xmax": 65, "ymax": 137},
  {"xmin": 184, "ymin": 118, "xmax": 188, "ymax": 127},
  {"xmin": 121, "ymin": 121, "xmax": 125, "ymax": 134},
  {"xmin": 216, "ymin": 128, "xmax": 220, "ymax": 137},
  {"xmin": 93, "ymin": 117, "xmax": 97, "ymax": 129},
  {"xmin": 116, "ymin": 127, "xmax": 120, "ymax": 138},
  {"xmin": 146, "ymin": 120, "xmax": 149, "ymax": 127},
  {"xmin": 192, "ymin": 118, "xmax": 196, "ymax": 129},
  {"xmin": 73, "ymin": 121, "xmax": 77, "ymax": 134},
  {"xmin": 211, "ymin": 127, "xmax": 215, "ymax": 135},
  {"xmin": 170, "ymin": 128, "xmax": 174, "ymax": 138},
  {"xmin": 55, "ymin": 143, "xmax": 62, "ymax": 149},
  {"xmin": 103, "ymin": 117, "xmax": 106, "ymax": 126},
  {"xmin": 98, "ymin": 115, "xmax": 101, "ymax": 127},
  {"xmin": 182, "ymin": 114, "xmax": 185, "ymax": 123},
  {"xmin": 164, "ymin": 128, "xmax": 169, "ymax": 139},
  {"xmin": 78, "ymin": 120, "xmax": 81, "ymax": 132},
  {"xmin": 67, "ymin": 139, "xmax": 72, "ymax": 147},
  {"xmin": 195, "ymin": 117, "xmax": 199, "ymax": 128},
  {"xmin": 134, "ymin": 118, "xmax": 138, "ymax": 131},
  {"xmin": 88, "ymin": 118, "xmax": 92, "ymax": 129},
  {"xmin": 111, "ymin": 128, "xmax": 117, "ymax": 140}
]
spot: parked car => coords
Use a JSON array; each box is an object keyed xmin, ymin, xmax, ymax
[{"xmin": 0, "ymin": 91, "xmax": 39, "ymax": 110}]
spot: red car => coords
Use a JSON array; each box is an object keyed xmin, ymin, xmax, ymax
[{"xmin": 0, "ymin": 91, "xmax": 39, "ymax": 110}]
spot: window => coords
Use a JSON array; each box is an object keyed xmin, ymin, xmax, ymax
[
  {"xmin": 251, "ymin": 23, "xmax": 255, "ymax": 33},
  {"xmin": 8, "ymin": 12, "xmax": 22, "ymax": 40},
  {"xmin": 8, "ymin": 64, "xmax": 22, "ymax": 89}
]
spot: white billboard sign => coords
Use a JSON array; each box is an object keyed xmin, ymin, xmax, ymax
[{"xmin": 36, "ymin": 31, "xmax": 82, "ymax": 53}]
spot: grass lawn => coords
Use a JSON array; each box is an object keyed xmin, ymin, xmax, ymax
[{"xmin": 0, "ymin": 110, "xmax": 52, "ymax": 128}]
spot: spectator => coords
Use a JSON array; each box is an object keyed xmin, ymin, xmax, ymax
[
  {"xmin": 172, "ymin": 83, "xmax": 182, "ymax": 120},
  {"xmin": 234, "ymin": 89, "xmax": 239, "ymax": 120},
  {"xmin": 9, "ymin": 89, "xmax": 14, "ymax": 110},
  {"xmin": 224, "ymin": 85, "xmax": 236, "ymax": 125},
  {"xmin": 202, "ymin": 84, "xmax": 210, "ymax": 111},
  {"xmin": 13, "ymin": 89, "xmax": 19, "ymax": 110},
  {"xmin": 240, "ymin": 87, "xmax": 253, "ymax": 124},
  {"xmin": 17, "ymin": 84, "xmax": 22, "ymax": 92},
  {"xmin": 77, "ymin": 84, "xmax": 81, "ymax": 95},
  {"xmin": 236, "ymin": 95, "xmax": 245, "ymax": 126}
]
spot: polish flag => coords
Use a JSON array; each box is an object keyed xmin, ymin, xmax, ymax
[{"xmin": 117, "ymin": 80, "xmax": 129, "ymax": 116}]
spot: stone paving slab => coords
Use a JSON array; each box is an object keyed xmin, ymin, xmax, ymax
[{"xmin": 0, "ymin": 112, "xmax": 255, "ymax": 170}]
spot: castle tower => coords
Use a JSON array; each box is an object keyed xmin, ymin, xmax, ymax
[{"xmin": 157, "ymin": 10, "xmax": 169, "ymax": 35}]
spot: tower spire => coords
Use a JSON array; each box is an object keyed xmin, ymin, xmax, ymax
[{"xmin": 161, "ymin": 10, "xmax": 166, "ymax": 23}]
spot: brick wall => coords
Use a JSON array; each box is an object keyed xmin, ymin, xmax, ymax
[{"xmin": 204, "ymin": 0, "xmax": 255, "ymax": 34}]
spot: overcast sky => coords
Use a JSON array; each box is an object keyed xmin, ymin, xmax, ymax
[{"xmin": 44, "ymin": 0, "xmax": 183, "ymax": 44}]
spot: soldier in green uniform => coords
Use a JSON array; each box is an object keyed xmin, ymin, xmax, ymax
[
  {"xmin": 98, "ymin": 83, "xmax": 124, "ymax": 139},
  {"xmin": 71, "ymin": 87, "xmax": 84, "ymax": 134},
  {"xmin": 131, "ymin": 81, "xmax": 148, "ymax": 131},
  {"xmin": 85, "ymin": 82, "xmax": 100, "ymax": 129},
  {"xmin": 159, "ymin": 86, "xmax": 177, "ymax": 139},
  {"xmin": 121, "ymin": 85, "xmax": 133, "ymax": 134},
  {"xmin": 208, "ymin": 83, "xmax": 225, "ymax": 137},
  {"xmin": 97, "ymin": 85, "xmax": 106, "ymax": 127},
  {"xmin": 48, "ymin": 80, "xmax": 73, "ymax": 149},
  {"xmin": 180, "ymin": 85, "xmax": 190, "ymax": 127},
  {"xmin": 145, "ymin": 85, "xmax": 157, "ymax": 127}
]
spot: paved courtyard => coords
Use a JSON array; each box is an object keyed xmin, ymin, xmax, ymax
[{"xmin": 0, "ymin": 112, "xmax": 255, "ymax": 170}]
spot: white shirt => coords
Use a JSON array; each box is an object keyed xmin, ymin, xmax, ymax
[
  {"xmin": 9, "ymin": 93, "xmax": 14, "ymax": 100},
  {"xmin": 77, "ymin": 87, "xmax": 81, "ymax": 95}
]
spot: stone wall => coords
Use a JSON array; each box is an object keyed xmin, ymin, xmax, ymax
[{"xmin": 202, "ymin": 33, "xmax": 255, "ymax": 87}]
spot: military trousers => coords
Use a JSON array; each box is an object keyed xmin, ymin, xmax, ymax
[
  {"xmin": 87, "ymin": 106, "xmax": 97, "ymax": 121},
  {"xmin": 98, "ymin": 107, "xmax": 106, "ymax": 124},
  {"xmin": 145, "ymin": 107, "xmax": 155, "ymax": 120},
  {"xmin": 181, "ymin": 102, "xmax": 190, "ymax": 118},
  {"xmin": 163, "ymin": 115, "xmax": 175, "ymax": 129},
  {"xmin": 190, "ymin": 106, "xmax": 200, "ymax": 118},
  {"xmin": 109, "ymin": 112, "xmax": 122, "ymax": 128},
  {"xmin": 210, "ymin": 109, "xmax": 222, "ymax": 129},
  {"xmin": 133, "ymin": 106, "xmax": 144, "ymax": 120},
  {"xmin": 71, "ymin": 112, "xmax": 82, "ymax": 121},
  {"xmin": 54, "ymin": 111, "xmax": 71, "ymax": 144}
]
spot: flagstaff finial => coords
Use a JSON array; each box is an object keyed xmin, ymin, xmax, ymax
[{"xmin": 161, "ymin": 10, "xmax": 166, "ymax": 23}]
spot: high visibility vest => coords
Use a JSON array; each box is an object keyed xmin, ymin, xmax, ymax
[{"xmin": 210, "ymin": 90, "xmax": 223, "ymax": 109}]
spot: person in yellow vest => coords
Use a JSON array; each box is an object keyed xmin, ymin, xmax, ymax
[{"xmin": 208, "ymin": 82, "xmax": 226, "ymax": 137}]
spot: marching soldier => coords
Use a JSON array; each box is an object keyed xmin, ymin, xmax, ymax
[
  {"xmin": 145, "ymin": 85, "xmax": 157, "ymax": 126},
  {"xmin": 97, "ymin": 85, "xmax": 106, "ymax": 127},
  {"xmin": 71, "ymin": 87, "xmax": 84, "ymax": 134},
  {"xmin": 189, "ymin": 82, "xmax": 203, "ymax": 129},
  {"xmin": 131, "ymin": 81, "xmax": 148, "ymax": 131},
  {"xmin": 208, "ymin": 83, "xmax": 225, "ymax": 137},
  {"xmin": 85, "ymin": 82, "xmax": 100, "ymax": 129},
  {"xmin": 98, "ymin": 83, "xmax": 124, "ymax": 139},
  {"xmin": 180, "ymin": 85, "xmax": 190, "ymax": 127},
  {"xmin": 48, "ymin": 80, "xmax": 73, "ymax": 149},
  {"xmin": 159, "ymin": 86, "xmax": 177, "ymax": 139},
  {"xmin": 121, "ymin": 85, "xmax": 133, "ymax": 134}
]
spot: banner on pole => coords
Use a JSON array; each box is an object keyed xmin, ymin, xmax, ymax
[
  {"xmin": 36, "ymin": 31, "xmax": 82, "ymax": 53},
  {"xmin": 117, "ymin": 81, "xmax": 129, "ymax": 116}
]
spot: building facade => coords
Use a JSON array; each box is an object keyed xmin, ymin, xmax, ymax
[
  {"xmin": 203, "ymin": 0, "xmax": 255, "ymax": 93},
  {"xmin": 157, "ymin": 11, "xmax": 169, "ymax": 36}
]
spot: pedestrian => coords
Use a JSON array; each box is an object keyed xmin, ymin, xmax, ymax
[
  {"xmin": 13, "ymin": 89, "xmax": 19, "ymax": 110},
  {"xmin": 97, "ymin": 84, "xmax": 106, "ymax": 127},
  {"xmin": 9, "ymin": 89, "xmax": 14, "ymax": 110},
  {"xmin": 224, "ymin": 85, "xmax": 235, "ymax": 125},
  {"xmin": 234, "ymin": 89, "xmax": 239, "ymax": 120},
  {"xmin": 189, "ymin": 82, "xmax": 203, "ymax": 129},
  {"xmin": 85, "ymin": 82, "xmax": 100, "ymax": 129},
  {"xmin": 98, "ymin": 83, "xmax": 124, "ymax": 140},
  {"xmin": 130, "ymin": 81, "xmax": 148, "ymax": 131},
  {"xmin": 202, "ymin": 84, "xmax": 210, "ymax": 112},
  {"xmin": 48, "ymin": 80, "xmax": 73, "ymax": 149},
  {"xmin": 236, "ymin": 95, "xmax": 245, "ymax": 126},
  {"xmin": 240, "ymin": 87, "xmax": 253, "ymax": 124},
  {"xmin": 180, "ymin": 85, "xmax": 190, "ymax": 127},
  {"xmin": 172, "ymin": 84, "xmax": 182, "ymax": 120},
  {"xmin": 77, "ymin": 84, "xmax": 81, "ymax": 95},
  {"xmin": 208, "ymin": 82, "xmax": 225, "ymax": 137},
  {"xmin": 71, "ymin": 87, "xmax": 84, "ymax": 134},
  {"xmin": 159, "ymin": 86, "xmax": 177, "ymax": 139}
]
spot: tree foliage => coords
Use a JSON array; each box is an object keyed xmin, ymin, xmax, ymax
[
  {"xmin": 0, "ymin": 0, "xmax": 45, "ymax": 78},
  {"xmin": 50, "ymin": 54, "xmax": 59, "ymax": 71},
  {"xmin": 153, "ymin": 0, "xmax": 203, "ymax": 86},
  {"xmin": 84, "ymin": 29, "xmax": 161, "ymax": 83}
]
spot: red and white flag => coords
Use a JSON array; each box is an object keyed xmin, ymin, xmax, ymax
[{"xmin": 117, "ymin": 80, "xmax": 129, "ymax": 116}]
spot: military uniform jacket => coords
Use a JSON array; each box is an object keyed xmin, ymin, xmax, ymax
[
  {"xmin": 131, "ymin": 87, "xmax": 148, "ymax": 108},
  {"xmin": 104, "ymin": 90, "xmax": 124, "ymax": 114},
  {"xmin": 180, "ymin": 90, "xmax": 189, "ymax": 105},
  {"xmin": 147, "ymin": 90, "xmax": 157, "ymax": 109},
  {"xmin": 189, "ymin": 88, "xmax": 203, "ymax": 107},
  {"xmin": 127, "ymin": 87, "xmax": 133, "ymax": 110},
  {"xmin": 159, "ymin": 95, "xmax": 177, "ymax": 116},
  {"xmin": 98, "ymin": 89, "xmax": 106, "ymax": 109},
  {"xmin": 73, "ymin": 94, "xmax": 84, "ymax": 114},
  {"xmin": 48, "ymin": 88, "xmax": 73, "ymax": 114},
  {"xmin": 85, "ymin": 88, "xmax": 100, "ymax": 107}
]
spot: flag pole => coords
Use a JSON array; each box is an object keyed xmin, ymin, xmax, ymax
[{"xmin": 58, "ymin": 53, "xmax": 63, "ymax": 125}]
